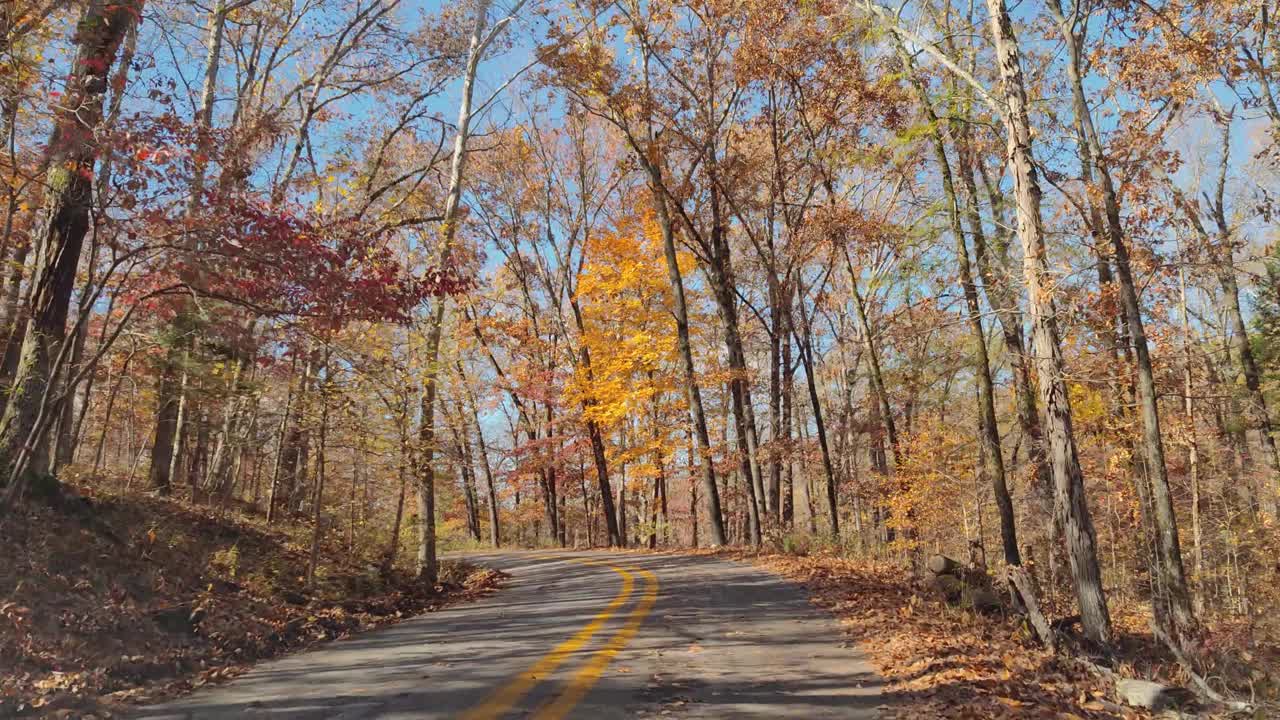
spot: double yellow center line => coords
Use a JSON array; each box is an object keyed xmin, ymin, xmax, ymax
[{"xmin": 458, "ymin": 555, "xmax": 660, "ymax": 720}]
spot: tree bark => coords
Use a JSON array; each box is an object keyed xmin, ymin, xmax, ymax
[
  {"xmin": 1049, "ymin": 0, "xmax": 1193, "ymax": 636},
  {"xmin": 50, "ymin": 298, "xmax": 91, "ymax": 472},
  {"xmin": 459, "ymin": 361, "xmax": 501, "ymax": 547},
  {"xmin": 794, "ymin": 277, "xmax": 840, "ymax": 539},
  {"xmin": 960, "ymin": 133, "xmax": 1051, "ymax": 517},
  {"xmin": 896, "ymin": 34, "xmax": 1020, "ymax": 566},
  {"xmin": 781, "ymin": 302, "xmax": 795, "ymax": 527},
  {"xmin": 306, "ymin": 353, "xmax": 329, "ymax": 588},
  {"xmin": 767, "ymin": 278, "xmax": 783, "ymax": 519},
  {"xmin": 0, "ymin": 0, "xmax": 143, "ymax": 498},
  {"xmin": 640, "ymin": 170, "xmax": 726, "ymax": 546},
  {"xmin": 276, "ymin": 349, "xmax": 315, "ymax": 512},
  {"xmin": 704, "ymin": 231, "xmax": 764, "ymax": 545},
  {"xmin": 984, "ymin": 0, "xmax": 1112, "ymax": 646},
  {"xmin": 616, "ymin": 444, "xmax": 628, "ymax": 547},
  {"xmin": 382, "ymin": 425, "xmax": 410, "ymax": 573},
  {"xmin": 1178, "ymin": 259, "xmax": 1204, "ymax": 613},
  {"xmin": 412, "ymin": 0, "xmax": 522, "ymax": 580},
  {"xmin": 450, "ymin": 406, "xmax": 482, "ymax": 542},
  {"xmin": 569, "ymin": 296, "xmax": 620, "ymax": 546}
]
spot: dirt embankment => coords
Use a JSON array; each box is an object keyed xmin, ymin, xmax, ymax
[{"xmin": 0, "ymin": 487, "xmax": 504, "ymax": 717}]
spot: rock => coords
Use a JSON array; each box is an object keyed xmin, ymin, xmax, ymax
[
  {"xmin": 926, "ymin": 554, "xmax": 961, "ymax": 576},
  {"xmin": 1115, "ymin": 679, "xmax": 1191, "ymax": 711}
]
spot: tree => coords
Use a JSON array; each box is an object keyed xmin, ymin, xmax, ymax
[
  {"xmin": 982, "ymin": 0, "xmax": 1112, "ymax": 646},
  {"xmin": 0, "ymin": 0, "xmax": 143, "ymax": 502}
]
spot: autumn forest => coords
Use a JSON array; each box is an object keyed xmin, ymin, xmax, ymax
[{"xmin": 3, "ymin": 0, "xmax": 1280, "ymax": 712}]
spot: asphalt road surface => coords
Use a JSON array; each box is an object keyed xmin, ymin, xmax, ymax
[{"xmin": 135, "ymin": 551, "xmax": 883, "ymax": 719}]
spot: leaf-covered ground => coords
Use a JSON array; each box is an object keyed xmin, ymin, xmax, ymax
[
  {"xmin": 0, "ymin": 487, "xmax": 505, "ymax": 717},
  {"xmin": 676, "ymin": 549, "xmax": 1274, "ymax": 719},
  {"xmin": 749, "ymin": 552, "xmax": 1137, "ymax": 719}
]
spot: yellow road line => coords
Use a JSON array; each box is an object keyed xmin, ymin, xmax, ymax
[
  {"xmin": 458, "ymin": 558, "xmax": 634, "ymax": 720},
  {"xmin": 531, "ymin": 565, "xmax": 660, "ymax": 720}
]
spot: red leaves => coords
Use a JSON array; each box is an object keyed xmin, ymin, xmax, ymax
[
  {"xmin": 93, "ymin": 113, "xmax": 470, "ymax": 331},
  {"xmin": 146, "ymin": 193, "xmax": 469, "ymax": 327}
]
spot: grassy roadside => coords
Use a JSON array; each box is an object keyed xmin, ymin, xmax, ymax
[{"xmin": 0, "ymin": 486, "xmax": 505, "ymax": 718}]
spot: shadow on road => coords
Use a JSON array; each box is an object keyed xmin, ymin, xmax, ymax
[{"xmin": 133, "ymin": 552, "xmax": 884, "ymax": 719}]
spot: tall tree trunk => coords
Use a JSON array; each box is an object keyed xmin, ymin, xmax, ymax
[
  {"xmin": 1217, "ymin": 252, "xmax": 1279, "ymax": 514},
  {"xmin": 646, "ymin": 180, "xmax": 726, "ymax": 546},
  {"xmin": 306, "ymin": 355, "xmax": 329, "ymax": 588},
  {"xmin": 895, "ymin": 34, "xmax": 1020, "ymax": 566},
  {"xmin": 985, "ymin": 0, "xmax": 1111, "ymax": 646},
  {"xmin": 1049, "ymin": 0, "xmax": 1193, "ymax": 635},
  {"xmin": 846, "ymin": 268, "xmax": 898, "ymax": 464},
  {"xmin": 767, "ymin": 278, "xmax": 783, "ymax": 519},
  {"xmin": 616, "ymin": 444, "xmax": 627, "ymax": 547},
  {"xmin": 415, "ymin": 355, "xmax": 439, "ymax": 582},
  {"xmin": 569, "ymin": 297, "xmax": 620, "ymax": 546},
  {"xmin": 149, "ymin": 342, "xmax": 183, "ymax": 494},
  {"xmin": 209, "ymin": 348, "xmax": 249, "ymax": 496},
  {"xmin": 781, "ymin": 302, "xmax": 795, "ymax": 527},
  {"xmin": 276, "ymin": 349, "xmax": 314, "ymax": 512},
  {"xmin": 189, "ymin": 404, "xmax": 210, "ymax": 496},
  {"xmin": 51, "ymin": 298, "xmax": 91, "ymax": 473},
  {"xmin": 0, "ymin": 0, "xmax": 143, "ymax": 500},
  {"xmin": 382, "ymin": 425, "xmax": 410, "ymax": 573},
  {"xmin": 1210, "ymin": 110, "xmax": 1279, "ymax": 516},
  {"xmin": 543, "ymin": 401, "xmax": 561, "ymax": 544},
  {"xmin": 1179, "ymin": 259, "xmax": 1205, "ymax": 613},
  {"xmin": 412, "ymin": 0, "xmax": 521, "ymax": 580},
  {"xmin": 648, "ymin": 371, "xmax": 669, "ymax": 548},
  {"xmin": 0, "ymin": 78, "xmax": 23, "ymax": 350},
  {"xmin": 451, "ymin": 409, "xmax": 482, "ymax": 542},
  {"xmin": 960, "ymin": 130, "xmax": 1051, "ymax": 517},
  {"xmin": 265, "ymin": 354, "xmax": 297, "ymax": 521},
  {"xmin": 794, "ymin": 278, "xmax": 839, "ymax": 538},
  {"xmin": 148, "ymin": 0, "xmax": 227, "ymax": 494},
  {"xmin": 845, "ymin": 255, "xmax": 905, "ymax": 546},
  {"xmin": 458, "ymin": 361, "xmax": 501, "ymax": 547},
  {"xmin": 0, "ymin": 240, "xmax": 30, "ymax": 375},
  {"xmin": 706, "ymin": 253, "xmax": 763, "ymax": 545}
]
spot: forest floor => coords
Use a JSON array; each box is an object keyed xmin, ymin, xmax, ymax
[
  {"xmin": 0, "ymin": 483, "xmax": 505, "ymax": 718},
  {"xmin": 682, "ymin": 547, "xmax": 1278, "ymax": 719}
]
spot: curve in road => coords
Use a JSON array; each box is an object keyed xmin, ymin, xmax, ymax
[{"xmin": 134, "ymin": 551, "xmax": 883, "ymax": 719}]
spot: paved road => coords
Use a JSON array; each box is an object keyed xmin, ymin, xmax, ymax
[{"xmin": 134, "ymin": 551, "xmax": 883, "ymax": 719}]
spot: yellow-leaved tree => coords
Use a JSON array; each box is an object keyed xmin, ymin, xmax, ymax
[{"xmin": 565, "ymin": 212, "xmax": 695, "ymax": 545}]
